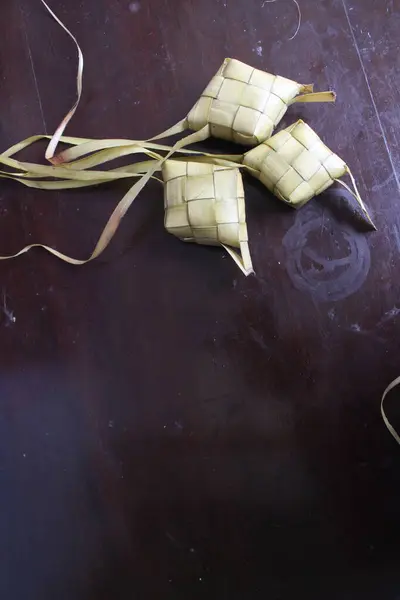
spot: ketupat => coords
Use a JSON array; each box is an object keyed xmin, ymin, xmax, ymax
[
  {"xmin": 0, "ymin": 118, "xmax": 375, "ymax": 271},
  {"xmin": 186, "ymin": 58, "xmax": 336, "ymax": 146},
  {"xmin": 162, "ymin": 161, "xmax": 253, "ymax": 276},
  {"xmin": 0, "ymin": 2, "xmax": 374, "ymax": 273},
  {"xmin": 243, "ymin": 120, "xmax": 375, "ymax": 228},
  {"xmin": 0, "ymin": 120, "xmax": 374, "ymax": 271}
]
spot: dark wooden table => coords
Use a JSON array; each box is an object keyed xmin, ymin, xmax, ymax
[{"xmin": 1, "ymin": 1, "xmax": 400, "ymax": 598}]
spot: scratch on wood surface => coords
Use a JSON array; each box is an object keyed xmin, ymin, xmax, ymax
[
  {"xmin": 393, "ymin": 223, "xmax": 400, "ymax": 253},
  {"xmin": 342, "ymin": 0, "xmax": 400, "ymax": 195},
  {"xmin": 19, "ymin": 1, "xmax": 48, "ymax": 134},
  {"xmin": 370, "ymin": 173, "xmax": 394, "ymax": 192}
]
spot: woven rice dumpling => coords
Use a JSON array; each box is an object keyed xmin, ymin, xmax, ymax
[
  {"xmin": 162, "ymin": 160, "xmax": 253, "ymax": 275},
  {"xmin": 186, "ymin": 58, "xmax": 335, "ymax": 146},
  {"xmin": 243, "ymin": 120, "xmax": 374, "ymax": 226}
]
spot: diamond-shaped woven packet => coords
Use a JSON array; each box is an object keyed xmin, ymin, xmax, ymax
[
  {"xmin": 162, "ymin": 160, "xmax": 253, "ymax": 276},
  {"xmin": 243, "ymin": 120, "xmax": 375, "ymax": 227},
  {"xmin": 186, "ymin": 58, "xmax": 335, "ymax": 146}
]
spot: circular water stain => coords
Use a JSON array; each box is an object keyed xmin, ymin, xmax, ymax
[{"xmin": 283, "ymin": 198, "xmax": 371, "ymax": 302}]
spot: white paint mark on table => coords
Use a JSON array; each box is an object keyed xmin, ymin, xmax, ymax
[
  {"xmin": 253, "ymin": 41, "xmax": 263, "ymax": 56},
  {"xmin": 2, "ymin": 289, "xmax": 16, "ymax": 325},
  {"xmin": 349, "ymin": 307, "xmax": 400, "ymax": 337},
  {"xmin": 128, "ymin": 1, "xmax": 141, "ymax": 13},
  {"xmin": 392, "ymin": 223, "xmax": 400, "ymax": 254},
  {"xmin": 377, "ymin": 306, "xmax": 400, "ymax": 326}
]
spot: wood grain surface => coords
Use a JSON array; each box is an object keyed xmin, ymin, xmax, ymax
[{"xmin": 1, "ymin": 1, "xmax": 400, "ymax": 598}]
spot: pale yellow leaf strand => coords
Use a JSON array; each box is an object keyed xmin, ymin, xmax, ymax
[
  {"xmin": 50, "ymin": 134, "xmax": 238, "ymax": 165},
  {"xmin": 262, "ymin": 0, "xmax": 301, "ymax": 41},
  {"xmin": 335, "ymin": 174, "xmax": 376, "ymax": 230},
  {"xmin": 1, "ymin": 134, "xmax": 165, "ymax": 181},
  {"xmin": 0, "ymin": 127, "xmax": 209, "ymax": 264},
  {"xmin": 0, "ymin": 152, "xmax": 159, "ymax": 182},
  {"xmin": 39, "ymin": 0, "xmax": 84, "ymax": 162},
  {"xmin": 1, "ymin": 134, "xmax": 91, "ymax": 159},
  {"xmin": 0, "ymin": 171, "xmax": 163, "ymax": 190},
  {"xmin": 52, "ymin": 120, "xmax": 189, "ymax": 165},
  {"xmin": 55, "ymin": 141, "xmax": 243, "ymax": 171},
  {"xmin": 1, "ymin": 135, "xmax": 239, "ymax": 187},
  {"xmin": 55, "ymin": 146, "xmax": 164, "ymax": 172},
  {"xmin": 221, "ymin": 244, "xmax": 254, "ymax": 277},
  {"xmin": 381, "ymin": 376, "xmax": 400, "ymax": 445},
  {"xmin": 292, "ymin": 91, "xmax": 336, "ymax": 104},
  {"xmin": 1, "ymin": 133, "xmax": 242, "ymax": 176}
]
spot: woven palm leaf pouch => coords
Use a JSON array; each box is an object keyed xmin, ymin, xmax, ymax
[
  {"xmin": 0, "ymin": 1, "xmax": 376, "ymax": 275},
  {"xmin": 186, "ymin": 58, "xmax": 335, "ymax": 146},
  {"xmin": 162, "ymin": 160, "xmax": 253, "ymax": 276},
  {"xmin": 243, "ymin": 120, "xmax": 375, "ymax": 227}
]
